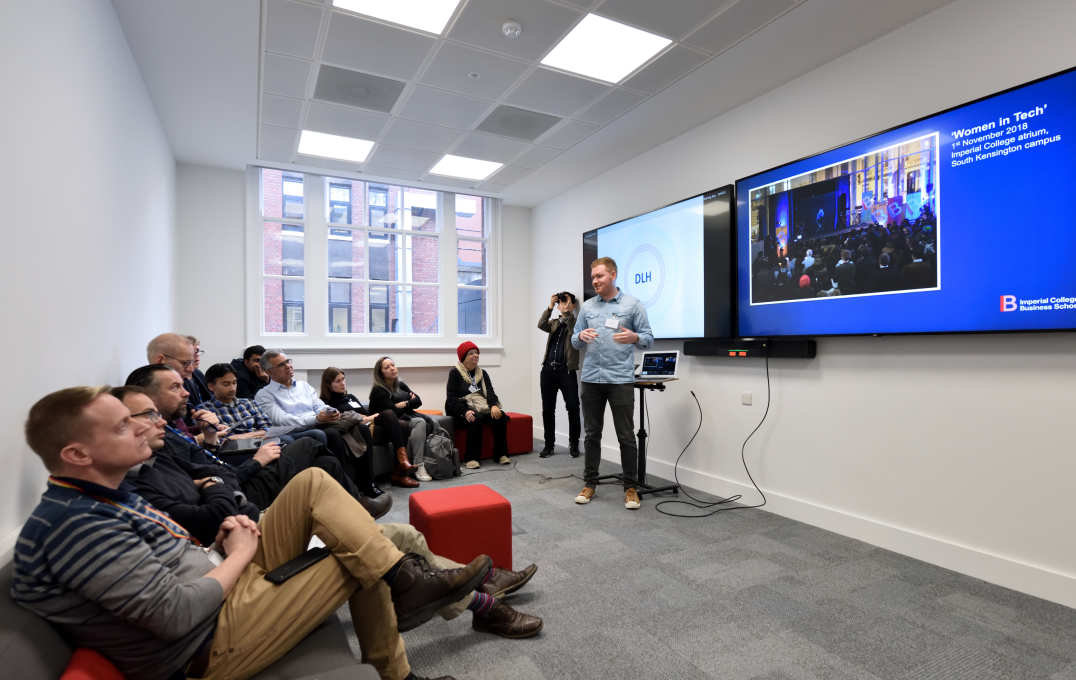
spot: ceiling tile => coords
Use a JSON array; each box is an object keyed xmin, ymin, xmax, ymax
[
  {"xmin": 483, "ymin": 164, "xmax": 535, "ymax": 186},
  {"xmin": 514, "ymin": 145, "xmax": 562, "ymax": 168},
  {"xmin": 261, "ymin": 94, "xmax": 303, "ymax": 128},
  {"xmin": 505, "ymin": 68, "xmax": 609, "ymax": 117},
  {"xmin": 379, "ymin": 118, "xmax": 464, "ymax": 153},
  {"xmin": 622, "ymin": 45, "xmax": 709, "ymax": 93},
  {"xmin": 683, "ymin": 0, "xmax": 797, "ymax": 55},
  {"xmin": 260, "ymin": 124, "xmax": 299, "ymax": 161},
  {"xmin": 313, "ymin": 65, "xmax": 406, "ymax": 113},
  {"xmin": 366, "ymin": 146, "xmax": 442, "ymax": 175},
  {"xmin": 595, "ymin": 0, "xmax": 733, "ymax": 40},
  {"xmin": 475, "ymin": 105, "xmax": 561, "ymax": 141},
  {"xmin": 420, "ymin": 43, "xmax": 531, "ymax": 100},
  {"xmin": 536, "ymin": 119, "xmax": 598, "ymax": 149},
  {"xmin": 323, "ymin": 12, "xmax": 436, "ymax": 81},
  {"xmin": 265, "ymin": 0, "xmax": 323, "ymax": 59},
  {"xmin": 263, "ymin": 53, "xmax": 313, "ymax": 98},
  {"xmin": 576, "ymin": 89, "xmax": 647, "ymax": 125},
  {"xmin": 397, "ymin": 86, "xmax": 492, "ymax": 129},
  {"xmin": 305, "ymin": 100, "xmax": 389, "ymax": 139},
  {"xmin": 452, "ymin": 132, "xmax": 529, "ymax": 163},
  {"xmin": 448, "ymin": 0, "xmax": 583, "ymax": 61}
]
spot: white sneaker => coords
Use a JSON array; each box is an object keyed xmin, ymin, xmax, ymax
[
  {"xmin": 464, "ymin": 460, "xmax": 480, "ymax": 469},
  {"xmin": 415, "ymin": 465, "xmax": 432, "ymax": 482},
  {"xmin": 498, "ymin": 455, "xmax": 510, "ymax": 465}
]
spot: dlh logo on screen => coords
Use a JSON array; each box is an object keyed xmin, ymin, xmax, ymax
[
  {"xmin": 626, "ymin": 244, "xmax": 664, "ymax": 307},
  {"xmin": 1000, "ymin": 295, "xmax": 1017, "ymax": 312}
]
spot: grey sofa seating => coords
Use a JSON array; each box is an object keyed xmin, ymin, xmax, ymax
[{"xmin": 0, "ymin": 561, "xmax": 377, "ymax": 679}]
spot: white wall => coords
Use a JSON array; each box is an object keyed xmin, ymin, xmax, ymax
[
  {"xmin": 531, "ymin": 0, "xmax": 1076, "ymax": 608},
  {"xmin": 174, "ymin": 166, "xmax": 535, "ymax": 413},
  {"xmin": 2, "ymin": 0, "xmax": 175, "ymax": 543}
]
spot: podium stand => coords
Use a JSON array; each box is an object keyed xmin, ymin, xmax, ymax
[{"xmin": 595, "ymin": 381, "xmax": 680, "ymax": 498}]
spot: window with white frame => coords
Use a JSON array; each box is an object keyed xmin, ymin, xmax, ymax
[
  {"xmin": 253, "ymin": 167, "xmax": 495, "ymax": 345},
  {"xmin": 455, "ymin": 194, "xmax": 488, "ymax": 335}
]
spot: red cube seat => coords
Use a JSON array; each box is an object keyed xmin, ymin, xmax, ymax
[
  {"xmin": 452, "ymin": 411, "xmax": 533, "ymax": 460},
  {"xmin": 408, "ymin": 484, "xmax": 512, "ymax": 569}
]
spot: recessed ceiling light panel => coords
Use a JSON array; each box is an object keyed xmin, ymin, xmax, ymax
[
  {"xmin": 333, "ymin": 0, "xmax": 461, "ymax": 35},
  {"xmin": 429, "ymin": 154, "xmax": 503, "ymax": 180},
  {"xmin": 297, "ymin": 130, "xmax": 375, "ymax": 163},
  {"xmin": 541, "ymin": 13, "xmax": 671, "ymax": 84}
]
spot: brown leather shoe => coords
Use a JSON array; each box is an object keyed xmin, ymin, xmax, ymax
[
  {"xmin": 391, "ymin": 553, "xmax": 492, "ymax": 632},
  {"xmin": 391, "ymin": 473, "xmax": 419, "ymax": 488},
  {"xmin": 472, "ymin": 600, "xmax": 543, "ymax": 638},
  {"xmin": 358, "ymin": 492, "xmax": 392, "ymax": 519},
  {"xmin": 396, "ymin": 446, "xmax": 417, "ymax": 472},
  {"xmin": 479, "ymin": 563, "xmax": 537, "ymax": 598}
]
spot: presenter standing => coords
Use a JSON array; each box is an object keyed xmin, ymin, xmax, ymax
[
  {"xmin": 571, "ymin": 257, "xmax": 653, "ymax": 510},
  {"xmin": 537, "ymin": 291, "xmax": 580, "ymax": 458}
]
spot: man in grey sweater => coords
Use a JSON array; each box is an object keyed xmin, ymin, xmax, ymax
[{"xmin": 12, "ymin": 386, "xmax": 488, "ymax": 680}]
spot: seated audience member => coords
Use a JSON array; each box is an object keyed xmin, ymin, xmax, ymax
[
  {"xmin": 230, "ymin": 344, "xmax": 270, "ymax": 399},
  {"xmin": 14, "ymin": 386, "xmax": 487, "ymax": 680},
  {"xmin": 120, "ymin": 383, "xmax": 542, "ymax": 639},
  {"xmin": 321, "ymin": 367, "xmax": 428, "ymax": 482},
  {"xmin": 255, "ymin": 350, "xmax": 371, "ymax": 484},
  {"xmin": 146, "ymin": 332, "xmax": 208, "ymax": 431},
  {"xmin": 445, "ymin": 342, "xmax": 510, "ymax": 469},
  {"xmin": 184, "ymin": 335, "xmax": 213, "ymax": 406},
  {"xmin": 127, "ymin": 364, "xmax": 390, "ymax": 517},
  {"xmin": 369, "ymin": 357, "xmax": 429, "ymax": 488},
  {"xmin": 199, "ymin": 362, "xmax": 271, "ymax": 438}
]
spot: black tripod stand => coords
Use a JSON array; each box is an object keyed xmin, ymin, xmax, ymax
[{"xmin": 595, "ymin": 381, "xmax": 680, "ymax": 498}]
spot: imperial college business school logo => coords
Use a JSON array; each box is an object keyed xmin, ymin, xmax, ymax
[{"xmin": 1000, "ymin": 295, "xmax": 1017, "ymax": 312}]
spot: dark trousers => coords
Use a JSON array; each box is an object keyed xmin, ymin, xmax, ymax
[
  {"xmin": 540, "ymin": 367, "xmax": 580, "ymax": 448},
  {"xmin": 370, "ymin": 410, "xmax": 406, "ymax": 450},
  {"xmin": 581, "ymin": 382, "xmax": 637, "ymax": 489},
  {"xmin": 455, "ymin": 412, "xmax": 509, "ymax": 462},
  {"xmin": 240, "ymin": 438, "xmax": 364, "ymax": 508}
]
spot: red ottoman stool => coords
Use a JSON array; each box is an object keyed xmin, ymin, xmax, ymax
[
  {"xmin": 453, "ymin": 412, "xmax": 534, "ymax": 460},
  {"xmin": 409, "ymin": 484, "xmax": 512, "ymax": 569}
]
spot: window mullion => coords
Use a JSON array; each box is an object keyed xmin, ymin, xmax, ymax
[{"xmin": 305, "ymin": 176, "xmax": 327, "ymax": 337}]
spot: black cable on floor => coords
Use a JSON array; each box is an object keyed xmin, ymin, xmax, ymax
[{"xmin": 655, "ymin": 355, "xmax": 770, "ymax": 518}]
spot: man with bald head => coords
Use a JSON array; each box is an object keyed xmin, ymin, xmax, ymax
[{"xmin": 146, "ymin": 332, "xmax": 215, "ymax": 435}]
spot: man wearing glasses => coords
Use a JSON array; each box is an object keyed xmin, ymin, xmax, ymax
[{"xmin": 146, "ymin": 332, "xmax": 221, "ymax": 438}]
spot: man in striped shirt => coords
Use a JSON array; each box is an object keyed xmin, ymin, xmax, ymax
[{"xmin": 12, "ymin": 386, "xmax": 487, "ymax": 680}]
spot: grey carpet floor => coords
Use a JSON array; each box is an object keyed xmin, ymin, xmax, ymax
[{"xmin": 371, "ymin": 449, "xmax": 1076, "ymax": 680}]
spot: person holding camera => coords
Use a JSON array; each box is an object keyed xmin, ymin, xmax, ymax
[{"xmin": 537, "ymin": 292, "xmax": 581, "ymax": 458}]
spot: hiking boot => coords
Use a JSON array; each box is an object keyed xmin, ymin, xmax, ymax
[
  {"xmin": 574, "ymin": 486, "xmax": 595, "ymax": 504},
  {"xmin": 480, "ymin": 564, "xmax": 538, "ymax": 598},
  {"xmin": 472, "ymin": 600, "xmax": 543, "ymax": 638},
  {"xmin": 390, "ymin": 553, "xmax": 492, "ymax": 632},
  {"xmin": 624, "ymin": 488, "xmax": 641, "ymax": 510}
]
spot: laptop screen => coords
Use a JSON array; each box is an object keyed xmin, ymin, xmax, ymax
[{"xmin": 639, "ymin": 351, "xmax": 678, "ymax": 377}]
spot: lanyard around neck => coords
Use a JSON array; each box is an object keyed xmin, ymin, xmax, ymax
[{"xmin": 49, "ymin": 477, "xmax": 200, "ymax": 545}]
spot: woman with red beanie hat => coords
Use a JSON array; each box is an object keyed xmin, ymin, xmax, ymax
[{"xmin": 445, "ymin": 342, "xmax": 509, "ymax": 469}]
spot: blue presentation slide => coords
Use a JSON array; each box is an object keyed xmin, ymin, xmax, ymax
[
  {"xmin": 598, "ymin": 195, "xmax": 705, "ymax": 338},
  {"xmin": 736, "ymin": 67, "xmax": 1076, "ymax": 336}
]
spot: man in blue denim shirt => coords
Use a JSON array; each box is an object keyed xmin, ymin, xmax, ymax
[{"xmin": 571, "ymin": 257, "xmax": 653, "ymax": 510}]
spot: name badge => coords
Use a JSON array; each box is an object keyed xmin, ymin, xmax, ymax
[
  {"xmin": 604, "ymin": 317, "xmax": 620, "ymax": 330},
  {"xmin": 348, "ymin": 399, "xmax": 360, "ymax": 408},
  {"xmin": 468, "ymin": 384, "xmax": 480, "ymax": 393}
]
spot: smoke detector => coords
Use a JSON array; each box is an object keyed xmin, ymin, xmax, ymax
[{"xmin": 502, "ymin": 20, "xmax": 522, "ymax": 40}]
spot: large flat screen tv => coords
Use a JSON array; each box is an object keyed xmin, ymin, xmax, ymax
[
  {"xmin": 582, "ymin": 186, "xmax": 733, "ymax": 339},
  {"xmin": 735, "ymin": 65, "xmax": 1076, "ymax": 337}
]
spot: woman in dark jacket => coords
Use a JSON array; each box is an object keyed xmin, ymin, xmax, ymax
[
  {"xmin": 316, "ymin": 367, "xmax": 396, "ymax": 498},
  {"xmin": 445, "ymin": 341, "xmax": 509, "ymax": 468},
  {"xmin": 369, "ymin": 357, "xmax": 431, "ymax": 485}
]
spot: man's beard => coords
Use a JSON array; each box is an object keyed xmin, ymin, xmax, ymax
[{"xmin": 170, "ymin": 401, "xmax": 187, "ymax": 421}]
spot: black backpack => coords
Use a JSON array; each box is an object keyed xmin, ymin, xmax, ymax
[{"xmin": 424, "ymin": 425, "xmax": 461, "ymax": 479}]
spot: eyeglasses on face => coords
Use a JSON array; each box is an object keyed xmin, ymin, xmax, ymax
[
  {"xmin": 163, "ymin": 353, "xmax": 195, "ymax": 368},
  {"xmin": 130, "ymin": 409, "xmax": 163, "ymax": 423},
  {"xmin": 271, "ymin": 359, "xmax": 293, "ymax": 370}
]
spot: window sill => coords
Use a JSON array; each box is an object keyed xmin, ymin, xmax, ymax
[{"xmin": 272, "ymin": 344, "xmax": 506, "ymax": 370}]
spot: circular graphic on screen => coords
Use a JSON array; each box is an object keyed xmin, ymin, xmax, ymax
[{"xmin": 625, "ymin": 243, "xmax": 665, "ymax": 307}]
